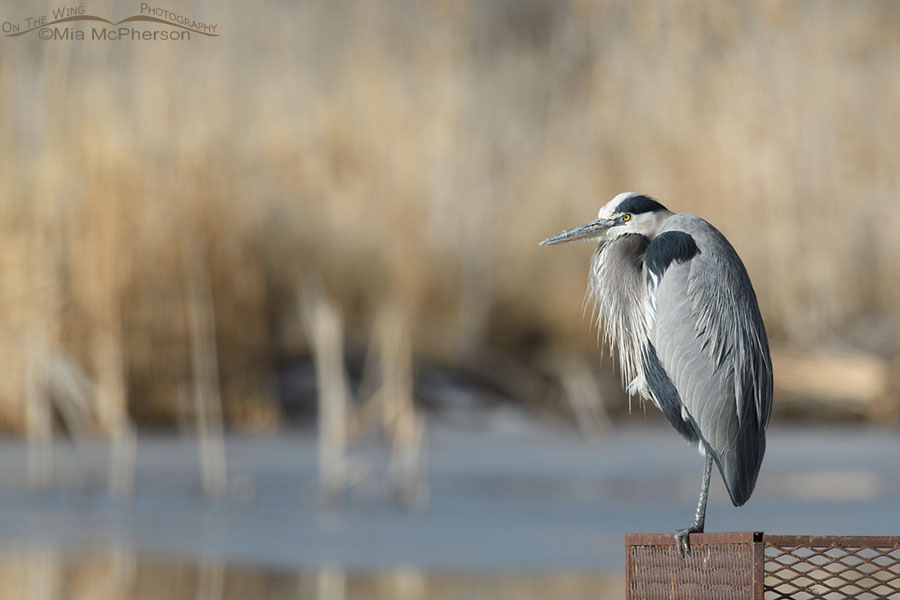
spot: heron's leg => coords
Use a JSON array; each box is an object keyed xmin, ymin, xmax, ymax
[{"xmin": 674, "ymin": 452, "xmax": 713, "ymax": 560}]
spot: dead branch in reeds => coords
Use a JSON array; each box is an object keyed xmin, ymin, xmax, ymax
[
  {"xmin": 184, "ymin": 237, "xmax": 228, "ymax": 500},
  {"xmin": 301, "ymin": 287, "xmax": 353, "ymax": 502},
  {"xmin": 358, "ymin": 304, "xmax": 428, "ymax": 509}
]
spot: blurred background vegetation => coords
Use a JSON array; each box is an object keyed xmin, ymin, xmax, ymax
[
  {"xmin": 2, "ymin": 0, "xmax": 900, "ymax": 432},
  {"xmin": 2, "ymin": 2, "xmax": 900, "ymax": 599}
]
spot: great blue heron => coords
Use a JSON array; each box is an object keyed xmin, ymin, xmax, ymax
[{"xmin": 541, "ymin": 192, "xmax": 772, "ymax": 559}]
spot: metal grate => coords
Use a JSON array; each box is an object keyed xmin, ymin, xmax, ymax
[
  {"xmin": 626, "ymin": 533, "xmax": 900, "ymax": 600},
  {"xmin": 626, "ymin": 532, "xmax": 764, "ymax": 600},
  {"xmin": 764, "ymin": 535, "xmax": 900, "ymax": 600}
]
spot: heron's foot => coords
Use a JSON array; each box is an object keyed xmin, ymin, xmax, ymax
[{"xmin": 674, "ymin": 524, "xmax": 704, "ymax": 561}]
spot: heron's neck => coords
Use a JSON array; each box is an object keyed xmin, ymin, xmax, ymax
[
  {"xmin": 603, "ymin": 234, "xmax": 649, "ymax": 273},
  {"xmin": 589, "ymin": 234, "xmax": 650, "ymax": 391}
]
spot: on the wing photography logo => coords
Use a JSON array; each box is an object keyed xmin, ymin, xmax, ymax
[{"xmin": 2, "ymin": 3, "xmax": 218, "ymax": 41}]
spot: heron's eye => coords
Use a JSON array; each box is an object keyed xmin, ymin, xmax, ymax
[{"xmin": 622, "ymin": 214, "xmax": 632, "ymax": 222}]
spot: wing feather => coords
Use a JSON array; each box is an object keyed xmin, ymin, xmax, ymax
[{"xmin": 645, "ymin": 214, "xmax": 773, "ymax": 506}]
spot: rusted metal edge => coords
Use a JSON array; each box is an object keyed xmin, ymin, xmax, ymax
[
  {"xmin": 764, "ymin": 534, "xmax": 900, "ymax": 548},
  {"xmin": 626, "ymin": 533, "xmax": 900, "ymax": 547},
  {"xmin": 752, "ymin": 531, "xmax": 765, "ymax": 599},
  {"xmin": 624, "ymin": 533, "xmax": 633, "ymax": 600},
  {"xmin": 626, "ymin": 531, "xmax": 763, "ymax": 546}
]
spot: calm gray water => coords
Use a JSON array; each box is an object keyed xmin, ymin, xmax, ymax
[{"xmin": 0, "ymin": 417, "xmax": 897, "ymax": 572}]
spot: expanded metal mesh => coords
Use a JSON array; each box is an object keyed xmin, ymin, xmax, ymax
[
  {"xmin": 764, "ymin": 535, "xmax": 900, "ymax": 600},
  {"xmin": 626, "ymin": 533, "xmax": 900, "ymax": 600}
]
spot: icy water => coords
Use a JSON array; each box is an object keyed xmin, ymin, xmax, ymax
[{"xmin": 0, "ymin": 417, "xmax": 897, "ymax": 598}]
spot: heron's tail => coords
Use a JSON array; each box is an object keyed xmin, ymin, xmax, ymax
[{"xmin": 713, "ymin": 429, "xmax": 766, "ymax": 507}]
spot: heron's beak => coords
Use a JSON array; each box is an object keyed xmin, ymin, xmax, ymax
[{"xmin": 539, "ymin": 218, "xmax": 614, "ymax": 246}]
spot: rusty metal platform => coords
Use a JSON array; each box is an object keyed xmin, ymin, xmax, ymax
[{"xmin": 626, "ymin": 532, "xmax": 900, "ymax": 600}]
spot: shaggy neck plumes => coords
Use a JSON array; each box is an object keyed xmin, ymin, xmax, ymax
[{"xmin": 588, "ymin": 234, "xmax": 651, "ymax": 398}]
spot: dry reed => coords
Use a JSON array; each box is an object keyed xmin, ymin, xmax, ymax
[{"xmin": 0, "ymin": 1, "xmax": 898, "ymax": 429}]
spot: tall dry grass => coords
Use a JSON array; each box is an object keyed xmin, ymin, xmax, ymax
[{"xmin": 1, "ymin": 1, "xmax": 899, "ymax": 429}]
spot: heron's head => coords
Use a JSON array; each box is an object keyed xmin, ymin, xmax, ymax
[{"xmin": 539, "ymin": 192, "xmax": 671, "ymax": 247}]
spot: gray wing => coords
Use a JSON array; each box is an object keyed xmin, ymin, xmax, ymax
[{"xmin": 644, "ymin": 214, "xmax": 772, "ymax": 506}]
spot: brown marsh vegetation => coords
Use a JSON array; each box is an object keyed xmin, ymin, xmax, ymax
[{"xmin": 1, "ymin": 1, "xmax": 899, "ymax": 432}]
